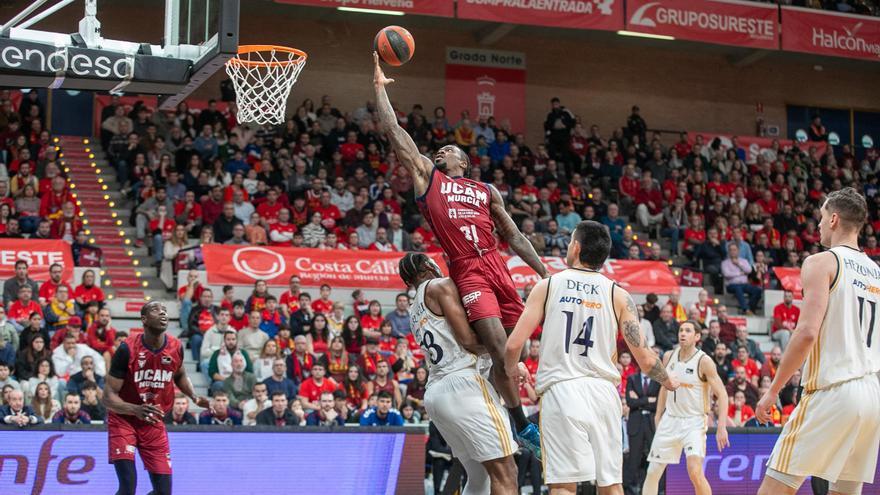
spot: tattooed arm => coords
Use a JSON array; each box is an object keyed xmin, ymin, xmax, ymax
[
  {"xmin": 489, "ymin": 184, "xmax": 548, "ymax": 278},
  {"xmin": 373, "ymin": 52, "xmax": 432, "ymax": 196},
  {"xmin": 614, "ymin": 285, "xmax": 679, "ymax": 391}
]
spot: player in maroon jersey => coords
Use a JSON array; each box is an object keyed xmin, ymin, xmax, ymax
[
  {"xmin": 103, "ymin": 301, "xmax": 209, "ymax": 495},
  {"xmin": 373, "ymin": 53, "xmax": 548, "ymax": 453}
]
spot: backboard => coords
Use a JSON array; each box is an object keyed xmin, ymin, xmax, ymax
[{"xmin": 0, "ymin": 0, "xmax": 239, "ymax": 108}]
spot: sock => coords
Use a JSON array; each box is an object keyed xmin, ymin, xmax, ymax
[{"xmin": 507, "ymin": 406, "xmax": 529, "ymax": 432}]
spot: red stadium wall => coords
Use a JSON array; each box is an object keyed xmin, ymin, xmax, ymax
[{"xmin": 31, "ymin": 1, "xmax": 880, "ymax": 144}]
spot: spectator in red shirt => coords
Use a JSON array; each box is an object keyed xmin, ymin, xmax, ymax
[
  {"xmin": 8, "ymin": 285, "xmax": 42, "ymax": 331},
  {"xmin": 50, "ymin": 202, "xmax": 83, "ymax": 243},
  {"xmin": 268, "ymin": 208, "xmax": 296, "ymax": 246},
  {"xmin": 771, "ymin": 290, "xmax": 799, "ymax": 350},
  {"xmin": 37, "ymin": 263, "xmax": 72, "ymax": 307},
  {"xmin": 635, "ymin": 172, "xmax": 663, "ymax": 231},
  {"xmin": 311, "ymin": 285, "xmax": 334, "ymax": 315},
  {"xmin": 229, "ymin": 301, "xmax": 249, "ymax": 331},
  {"xmin": 339, "ymin": 131, "xmax": 364, "ymax": 165},
  {"xmin": 279, "ymin": 275, "xmax": 302, "ymax": 320},
  {"xmin": 366, "ymin": 359, "xmax": 402, "ymax": 408},
  {"xmin": 618, "ymin": 351, "xmax": 638, "ymax": 396},
  {"xmin": 673, "ymin": 131, "xmax": 691, "ymax": 158},
  {"xmin": 728, "ymin": 390, "xmax": 755, "ymax": 427},
  {"xmin": 315, "ymin": 191, "xmax": 342, "ymax": 231},
  {"xmin": 682, "ymin": 215, "xmax": 706, "ymax": 258},
  {"xmin": 297, "ymin": 362, "xmax": 338, "ymax": 411},
  {"xmin": 360, "ymin": 300, "xmax": 384, "ymax": 336},
  {"xmin": 50, "ymin": 317, "xmax": 87, "ymax": 350},
  {"xmin": 200, "ymin": 185, "xmax": 224, "ymax": 227},
  {"xmin": 730, "ymin": 345, "xmax": 760, "ymax": 387},
  {"xmin": 39, "ymin": 176, "xmax": 75, "ymax": 219},
  {"xmin": 85, "ymin": 307, "xmax": 116, "ymax": 365},
  {"xmin": 174, "ymin": 190, "xmax": 203, "ymax": 236},
  {"xmin": 618, "ymin": 163, "xmax": 639, "ymax": 213},
  {"xmin": 73, "ymin": 269, "xmax": 104, "ymax": 312}
]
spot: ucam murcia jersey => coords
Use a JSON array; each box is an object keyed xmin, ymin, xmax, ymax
[
  {"xmin": 110, "ymin": 333, "xmax": 183, "ymax": 414},
  {"xmin": 536, "ymin": 268, "xmax": 620, "ymax": 394},
  {"xmin": 802, "ymin": 245, "xmax": 880, "ymax": 392},
  {"xmin": 664, "ymin": 347, "xmax": 709, "ymax": 418},
  {"xmin": 410, "ymin": 279, "xmax": 479, "ymax": 386},
  {"xmin": 417, "ymin": 168, "xmax": 497, "ymax": 261}
]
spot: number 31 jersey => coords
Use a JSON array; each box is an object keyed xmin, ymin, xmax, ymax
[
  {"xmin": 802, "ymin": 246, "xmax": 880, "ymax": 393},
  {"xmin": 416, "ymin": 168, "xmax": 496, "ymax": 261},
  {"xmin": 536, "ymin": 269, "xmax": 620, "ymax": 394},
  {"xmin": 411, "ymin": 279, "xmax": 478, "ymax": 386}
]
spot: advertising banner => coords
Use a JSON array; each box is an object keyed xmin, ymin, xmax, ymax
[
  {"xmin": 275, "ymin": 0, "xmax": 454, "ymax": 17},
  {"xmin": 687, "ymin": 132, "xmax": 828, "ymax": 164},
  {"xmin": 773, "ymin": 266, "xmax": 803, "ymax": 297},
  {"xmin": 781, "ymin": 6, "xmax": 880, "ymax": 62},
  {"xmin": 0, "ymin": 428, "xmax": 422, "ymax": 494},
  {"xmin": 201, "ymin": 245, "xmax": 448, "ymax": 289},
  {"xmin": 445, "ymin": 47, "xmax": 527, "ymax": 134},
  {"xmin": 504, "ymin": 256, "xmax": 679, "ymax": 294},
  {"xmin": 0, "ymin": 239, "xmax": 73, "ymax": 283},
  {"xmin": 667, "ymin": 431, "xmax": 880, "ymax": 493},
  {"xmin": 457, "ymin": 0, "xmax": 623, "ymax": 30},
  {"xmin": 626, "ymin": 0, "xmax": 778, "ymax": 49}
]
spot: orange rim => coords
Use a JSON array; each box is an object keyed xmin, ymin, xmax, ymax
[{"xmin": 228, "ymin": 44, "xmax": 308, "ymax": 68}]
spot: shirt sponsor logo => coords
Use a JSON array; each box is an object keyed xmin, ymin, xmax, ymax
[
  {"xmin": 161, "ymin": 355, "xmax": 172, "ymax": 365},
  {"xmin": 440, "ymin": 182, "xmax": 488, "ymax": 207},
  {"xmin": 462, "ymin": 291, "xmax": 482, "ymax": 306},
  {"xmin": 557, "ymin": 296, "xmax": 602, "ymax": 309},
  {"xmin": 134, "ymin": 369, "xmax": 174, "ymax": 389}
]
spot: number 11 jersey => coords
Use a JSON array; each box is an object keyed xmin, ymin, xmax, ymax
[
  {"xmin": 411, "ymin": 279, "xmax": 479, "ymax": 386},
  {"xmin": 536, "ymin": 269, "xmax": 621, "ymax": 394}
]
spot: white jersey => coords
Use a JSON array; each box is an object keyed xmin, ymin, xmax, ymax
[
  {"xmin": 536, "ymin": 268, "xmax": 620, "ymax": 394},
  {"xmin": 410, "ymin": 279, "xmax": 477, "ymax": 386},
  {"xmin": 664, "ymin": 347, "xmax": 709, "ymax": 418},
  {"xmin": 802, "ymin": 246, "xmax": 880, "ymax": 393}
]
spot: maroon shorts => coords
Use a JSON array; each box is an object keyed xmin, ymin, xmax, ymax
[
  {"xmin": 450, "ymin": 250, "xmax": 524, "ymax": 329},
  {"xmin": 107, "ymin": 414, "xmax": 172, "ymax": 474}
]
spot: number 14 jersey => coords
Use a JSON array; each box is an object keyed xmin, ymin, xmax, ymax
[
  {"xmin": 411, "ymin": 279, "xmax": 479, "ymax": 386},
  {"xmin": 537, "ymin": 269, "xmax": 621, "ymax": 394}
]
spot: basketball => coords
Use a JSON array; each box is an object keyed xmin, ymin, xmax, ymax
[{"xmin": 374, "ymin": 25, "xmax": 415, "ymax": 66}]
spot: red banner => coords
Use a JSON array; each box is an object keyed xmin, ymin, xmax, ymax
[
  {"xmin": 627, "ymin": 0, "xmax": 778, "ymax": 49},
  {"xmin": 201, "ymin": 245, "xmax": 448, "ymax": 289},
  {"xmin": 0, "ymin": 239, "xmax": 74, "ymax": 283},
  {"xmin": 445, "ymin": 47, "xmax": 526, "ymax": 134},
  {"xmin": 781, "ymin": 6, "xmax": 880, "ymax": 62},
  {"xmin": 457, "ymin": 0, "xmax": 622, "ymax": 30},
  {"xmin": 504, "ymin": 256, "xmax": 679, "ymax": 294},
  {"xmin": 773, "ymin": 267, "xmax": 803, "ymax": 297},
  {"xmin": 687, "ymin": 132, "xmax": 828, "ymax": 164},
  {"xmin": 275, "ymin": 0, "xmax": 453, "ymax": 17}
]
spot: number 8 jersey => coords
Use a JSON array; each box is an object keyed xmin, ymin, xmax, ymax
[
  {"xmin": 536, "ymin": 269, "xmax": 621, "ymax": 394},
  {"xmin": 411, "ymin": 279, "xmax": 479, "ymax": 386}
]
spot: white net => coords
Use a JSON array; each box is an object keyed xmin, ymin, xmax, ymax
[{"xmin": 225, "ymin": 46, "xmax": 307, "ymax": 126}]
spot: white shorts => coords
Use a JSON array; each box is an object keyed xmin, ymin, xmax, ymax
[
  {"xmin": 540, "ymin": 376, "xmax": 622, "ymax": 486},
  {"xmin": 424, "ymin": 371, "xmax": 516, "ymax": 463},
  {"xmin": 767, "ymin": 373, "xmax": 880, "ymax": 484},
  {"xmin": 648, "ymin": 415, "xmax": 707, "ymax": 464}
]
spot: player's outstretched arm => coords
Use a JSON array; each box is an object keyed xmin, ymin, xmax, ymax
[
  {"xmin": 174, "ymin": 353, "xmax": 211, "ymax": 410},
  {"xmin": 757, "ymin": 253, "xmax": 833, "ymax": 423},
  {"xmin": 489, "ymin": 185, "xmax": 548, "ymax": 278},
  {"xmin": 432, "ymin": 278, "xmax": 486, "ymax": 355},
  {"xmin": 372, "ymin": 52, "xmax": 432, "ymax": 194},
  {"xmin": 701, "ymin": 354, "xmax": 730, "ymax": 450},
  {"xmin": 505, "ymin": 278, "xmax": 548, "ymax": 379},
  {"xmin": 615, "ymin": 286, "xmax": 678, "ymax": 391}
]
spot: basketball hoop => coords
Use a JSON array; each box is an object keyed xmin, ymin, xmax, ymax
[{"xmin": 225, "ymin": 45, "xmax": 307, "ymax": 126}]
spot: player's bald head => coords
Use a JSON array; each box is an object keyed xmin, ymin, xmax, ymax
[{"xmin": 141, "ymin": 301, "xmax": 163, "ymax": 317}]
